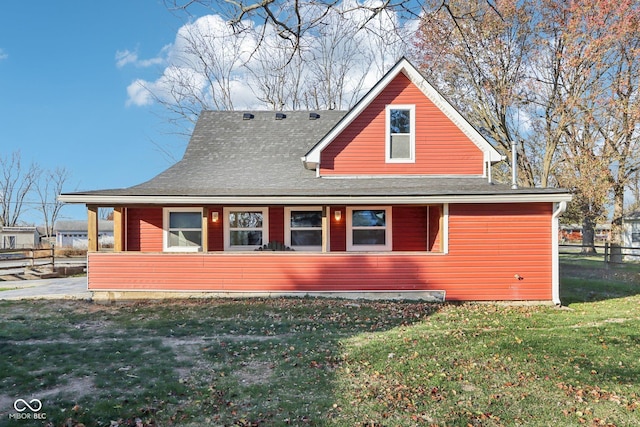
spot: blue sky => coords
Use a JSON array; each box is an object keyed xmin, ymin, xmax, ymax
[
  {"xmin": 0, "ymin": 2, "xmax": 413, "ymax": 225},
  {"xmin": 0, "ymin": 1, "xmax": 189, "ymax": 223}
]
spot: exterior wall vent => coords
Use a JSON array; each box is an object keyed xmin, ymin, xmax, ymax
[
  {"xmin": 275, "ymin": 112, "xmax": 286, "ymax": 120},
  {"xmin": 309, "ymin": 112, "xmax": 320, "ymax": 120},
  {"xmin": 243, "ymin": 113, "xmax": 254, "ymax": 120}
]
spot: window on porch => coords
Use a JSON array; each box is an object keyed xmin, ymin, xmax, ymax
[
  {"xmin": 346, "ymin": 207, "xmax": 392, "ymax": 251},
  {"xmin": 163, "ymin": 208, "xmax": 203, "ymax": 252},
  {"xmin": 285, "ymin": 207, "xmax": 322, "ymax": 251},
  {"xmin": 224, "ymin": 207, "xmax": 269, "ymax": 250}
]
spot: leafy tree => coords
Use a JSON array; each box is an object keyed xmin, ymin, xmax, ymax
[
  {"xmin": 413, "ymin": 0, "xmax": 640, "ymax": 253},
  {"xmin": 559, "ymin": 0, "xmax": 640, "ymax": 256}
]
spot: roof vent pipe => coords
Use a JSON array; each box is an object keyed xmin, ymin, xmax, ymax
[
  {"xmin": 309, "ymin": 112, "xmax": 320, "ymax": 120},
  {"xmin": 511, "ymin": 141, "xmax": 518, "ymax": 189},
  {"xmin": 243, "ymin": 113, "xmax": 254, "ymax": 120},
  {"xmin": 275, "ymin": 112, "xmax": 286, "ymax": 120}
]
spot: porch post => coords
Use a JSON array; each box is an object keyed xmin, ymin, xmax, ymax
[
  {"xmin": 87, "ymin": 205, "xmax": 98, "ymax": 252},
  {"xmin": 202, "ymin": 207, "xmax": 209, "ymax": 252},
  {"xmin": 113, "ymin": 207, "xmax": 123, "ymax": 252},
  {"xmin": 322, "ymin": 206, "xmax": 330, "ymax": 253}
]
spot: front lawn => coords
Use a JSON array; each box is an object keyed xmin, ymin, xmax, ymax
[{"xmin": 0, "ymin": 265, "xmax": 638, "ymax": 426}]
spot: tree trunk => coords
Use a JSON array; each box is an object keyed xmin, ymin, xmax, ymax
[
  {"xmin": 609, "ymin": 182, "xmax": 626, "ymax": 263},
  {"xmin": 580, "ymin": 215, "xmax": 597, "ymax": 254}
]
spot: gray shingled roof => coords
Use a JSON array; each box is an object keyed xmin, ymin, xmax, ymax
[
  {"xmin": 63, "ymin": 110, "xmax": 569, "ymax": 200},
  {"xmin": 55, "ymin": 220, "xmax": 114, "ymax": 232}
]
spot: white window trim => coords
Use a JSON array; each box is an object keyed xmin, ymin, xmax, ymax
[
  {"xmin": 385, "ymin": 104, "xmax": 416, "ymax": 163},
  {"xmin": 346, "ymin": 206, "xmax": 392, "ymax": 251},
  {"xmin": 223, "ymin": 207, "xmax": 269, "ymax": 251},
  {"xmin": 163, "ymin": 207, "xmax": 203, "ymax": 252},
  {"xmin": 442, "ymin": 203, "xmax": 449, "ymax": 254},
  {"xmin": 284, "ymin": 207, "xmax": 323, "ymax": 251}
]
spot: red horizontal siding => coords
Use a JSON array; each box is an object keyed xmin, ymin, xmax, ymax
[
  {"xmin": 92, "ymin": 202, "xmax": 555, "ymax": 301},
  {"xmin": 393, "ymin": 206, "xmax": 428, "ymax": 251},
  {"xmin": 269, "ymin": 206, "xmax": 285, "ymax": 244},
  {"xmin": 126, "ymin": 208, "xmax": 163, "ymax": 252},
  {"xmin": 207, "ymin": 206, "xmax": 224, "ymax": 251},
  {"xmin": 442, "ymin": 203, "xmax": 552, "ymax": 300},
  {"xmin": 320, "ymin": 73, "xmax": 483, "ymax": 176},
  {"xmin": 330, "ymin": 206, "xmax": 346, "ymax": 251}
]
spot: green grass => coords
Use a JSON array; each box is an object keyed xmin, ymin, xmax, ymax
[
  {"xmin": 561, "ymin": 252, "xmax": 640, "ymax": 270},
  {"xmin": 0, "ymin": 262, "xmax": 638, "ymax": 426}
]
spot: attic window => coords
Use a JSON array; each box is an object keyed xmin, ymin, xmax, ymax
[
  {"xmin": 275, "ymin": 112, "xmax": 286, "ymax": 120},
  {"xmin": 386, "ymin": 105, "xmax": 415, "ymax": 163},
  {"xmin": 243, "ymin": 113, "xmax": 254, "ymax": 120},
  {"xmin": 309, "ymin": 112, "xmax": 320, "ymax": 120}
]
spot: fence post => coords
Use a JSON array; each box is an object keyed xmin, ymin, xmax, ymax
[{"xmin": 604, "ymin": 242, "xmax": 609, "ymax": 269}]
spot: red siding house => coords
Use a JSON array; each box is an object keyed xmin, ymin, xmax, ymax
[{"xmin": 60, "ymin": 58, "xmax": 571, "ymax": 303}]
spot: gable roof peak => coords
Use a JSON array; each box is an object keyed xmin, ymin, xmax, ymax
[{"xmin": 302, "ymin": 57, "xmax": 502, "ymax": 170}]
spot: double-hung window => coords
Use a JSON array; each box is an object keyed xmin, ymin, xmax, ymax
[
  {"xmin": 163, "ymin": 208, "xmax": 203, "ymax": 252},
  {"xmin": 386, "ymin": 105, "xmax": 415, "ymax": 163},
  {"xmin": 224, "ymin": 207, "xmax": 269, "ymax": 250},
  {"xmin": 285, "ymin": 207, "xmax": 322, "ymax": 251},
  {"xmin": 346, "ymin": 207, "xmax": 392, "ymax": 251}
]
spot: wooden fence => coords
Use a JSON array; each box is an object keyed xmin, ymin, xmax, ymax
[
  {"xmin": 0, "ymin": 248, "xmax": 55, "ymax": 271},
  {"xmin": 559, "ymin": 243, "xmax": 640, "ymax": 265}
]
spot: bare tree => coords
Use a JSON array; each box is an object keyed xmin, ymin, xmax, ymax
[
  {"xmin": 141, "ymin": 0, "xmax": 412, "ymax": 129},
  {"xmin": 0, "ymin": 151, "xmax": 40, "ymax": 227},
  {"xmin": 246, "ymin": 29, "xmax": 306, "ymax": 109},
  {"xmin": 35, "ymin": 167, "xmax": 69, "ymax": 239},
  {"xmin": 303, "ymin": 7, "xmax": 365, "ymax": 110},
  {"xmin": 414, "ymin": 0, "xmax": 538, "ymax": 186},
  {"xmin": 145, "ymin": 14, "xmax": 256, "ymax": 130}
]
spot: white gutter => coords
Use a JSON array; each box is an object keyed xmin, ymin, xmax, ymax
[
  {"xmin": 59, "ymin": 193, "xmax": 574, "ymax": 206},
  {"xmin": 551, "ymin": 200, "xmax": 568, "ymax": 305}
]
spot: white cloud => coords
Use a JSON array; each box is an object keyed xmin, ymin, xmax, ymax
[
  {"xmin": 116, "ymin": 46, "xmax": 168, "ymax": 69},
  {"xmin": 125, "ymin": 79, "xmax": 153, "ymax": 106},
  {"xmin": 229, "ymin": 78, "xmax": 262, "ymax": 110},
  {"xmin": 0, "ymin": 48, "xmax": 8, "ymax": 60},
  {"xmin": 116, "ymin": 49, "xmax": 138, "ymax": 68},
  {"xmin": 124, "ymin": 6, "xmax": 414, "ymax": 109}
]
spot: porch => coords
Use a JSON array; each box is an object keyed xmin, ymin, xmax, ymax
[{"xmin": 82, "ymin": 202, "xmax": 558, "ymax": 302}]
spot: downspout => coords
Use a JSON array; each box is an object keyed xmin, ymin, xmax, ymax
[
  {"xmin": 511, "ymin": 142, "xmax": 518, "ymax": 189},
  {"xmin": 552, "ymin": 201, "xmax": 567, "ymax": 305}
]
